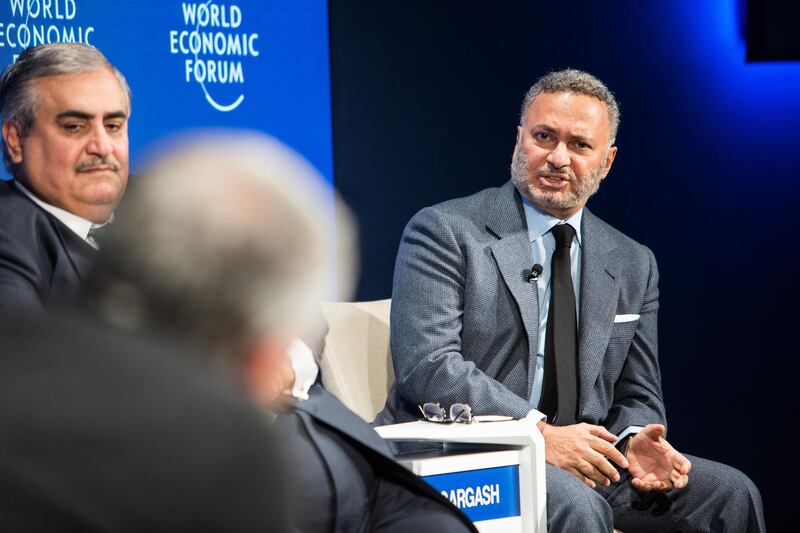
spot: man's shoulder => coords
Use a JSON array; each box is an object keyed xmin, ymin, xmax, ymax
[
  {"xmin": 0, "ymin": 181, "xmax": 68, "ymax": 265},
  {"xmin": 584, "ymin": 209, "xmax": 655, "ymax": 262},
  {"xmin": 1, "ymin": 180, "xmax": 31, "ymax": 206},
  {"xmin": 0, "ymin": 181, "xmax": 54, "ymax": 232},
  {"xmin": 0, "ymin": 311, "xmax": 286, "ymax": 531},
  {"xmin": 0, "ymin": 181, "xmax": 86, "ymax": 257},
  {"xmin": 0, "ymin": 309, "xmax": 277, "ymax": 454},
  {"xmin": 406, "ymin": 184, "xmax": 506, "ymax": 232},
  {"xmin": 427, "ymin": 185, "xmax": 503, "ymax": 217},
  {"xmin": 293, "ymin": 384, "xmax": 394, "ymax": 456}
]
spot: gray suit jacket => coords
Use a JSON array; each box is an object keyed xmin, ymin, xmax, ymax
[{"xmin": 375, "ymin": 181, "xmax": 666, "ymax": 437}]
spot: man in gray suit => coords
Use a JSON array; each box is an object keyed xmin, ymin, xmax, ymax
[{"xmin": 376, "ymin": 70, "xmax": 765, "ymax": 532}]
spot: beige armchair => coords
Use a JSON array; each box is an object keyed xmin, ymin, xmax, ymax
[
  {"xmin": 319, "ymin": 299, "xmax": 621, "ymax": 533},
  {"xmin": 319, "ymin": 299, "xmax": 393, "ymax": 422}
]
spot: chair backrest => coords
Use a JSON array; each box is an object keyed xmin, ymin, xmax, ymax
[{"xmin": 319, "ymin": 299, "xmax": 393, "ymax": 422}]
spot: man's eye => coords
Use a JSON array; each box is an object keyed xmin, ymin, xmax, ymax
[
  {"xmin": 63, "ymin": 123, "xmax": 82, "ymax": 132},
  {"xmin": 575, "ymin": 142, "xmax": 589, "ymax": 150},
  {"xmin": 105, "ymin": 123, "xmax": 122, "ymax": 132},
  {"xmin": 534, "ymin": 132, "xmax": 550, "ymax": 141}
]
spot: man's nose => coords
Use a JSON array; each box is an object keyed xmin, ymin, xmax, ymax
[
  {"xmin": 546, "ymin": 142, "xmax": 570, "ymax": 169},
  {"xmin": 85, "ymin": 125, "xmax": 113, "ymax": 158}
]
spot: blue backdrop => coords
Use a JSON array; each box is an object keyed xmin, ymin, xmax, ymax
[{"xmin": 0, "ymin": 0, "xmax": 334, "ymax": 183}]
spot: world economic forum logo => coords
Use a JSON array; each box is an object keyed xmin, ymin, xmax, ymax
[
  {"xmin": 169, "ymin": 0, "xmax": 259, "ymax": 113},
  {"xmin": 1, "ymin": 0, "xmax": 95, "ymax": 62}
]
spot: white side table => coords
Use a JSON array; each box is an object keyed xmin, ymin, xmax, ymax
[{"xmin": 375, "ymin": 418, "xmax": 547, "ymax": 532}]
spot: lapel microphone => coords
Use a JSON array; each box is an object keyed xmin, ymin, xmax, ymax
[{"xmin": 527, "ymin": 263, "xmax": 543, "ymax": 283}]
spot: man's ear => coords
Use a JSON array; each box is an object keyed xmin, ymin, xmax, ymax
[
  {"xmin": 240, "ymin": 333, "xmax": 294, "ymax": 407},
  {"xmin": 600, "ymin": 145, "xmax": 618, "ymax": 180},
  {"xmin": 2, "ymin": 121, "xmax": 24, "ymax": 165}
]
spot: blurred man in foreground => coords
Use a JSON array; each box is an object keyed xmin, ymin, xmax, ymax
[
  {"xmin": 0, "ymin": 43, "xmax": 130, "ymax": 313},
  {"xmin": 79, "ymin": 133, "xmax": 476, "ymax": 532}
]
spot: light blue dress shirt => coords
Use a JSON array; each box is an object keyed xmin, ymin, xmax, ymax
[
  {"xmin": 521, "ymin": 197, "xmax": 583, "ymax": 409},
  {"xmin": 521, "ymin": 198, "xmax": 644, "ymax": 443}
]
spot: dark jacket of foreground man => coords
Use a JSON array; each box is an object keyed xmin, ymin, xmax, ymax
[{"xmin": 0, "ymin": 312, "xmax": 288, "ymax": 532}]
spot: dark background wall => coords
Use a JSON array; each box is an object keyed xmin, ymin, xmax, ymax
[{"xmin": 330, "ymin": 0, "xmax": 798, "ymax": 528}]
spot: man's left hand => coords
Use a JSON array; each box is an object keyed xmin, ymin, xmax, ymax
[{"xmin": 626, "ymin": 424, "xmax": 691, "ymax": 492}]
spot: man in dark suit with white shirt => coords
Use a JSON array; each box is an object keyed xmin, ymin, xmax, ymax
[{"xmin": 0, "ymin": 42, "xmax": 130, "ymax": 313}]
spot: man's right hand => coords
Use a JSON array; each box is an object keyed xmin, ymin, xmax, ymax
[{"xmin": 537, "ymin": 421, "xmax": 629, "ymax": 488}]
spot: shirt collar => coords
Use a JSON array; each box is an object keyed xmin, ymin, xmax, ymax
[
  {"xmin": 13, "ymin": 180, "xmax": 98, "ymax": 241},
  {"xmin": 521, "ymin": 195, "xmax": 583, "ymax": 247}
]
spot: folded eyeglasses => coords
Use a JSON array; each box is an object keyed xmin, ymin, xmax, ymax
[{"xmin": 418, "ymin": 402, "xmax": 474, "ymax": 424}]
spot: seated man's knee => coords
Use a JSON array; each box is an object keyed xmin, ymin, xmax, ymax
[
  {"xmin": 684, "ymin": 455, "xmax": 764, "ymax": 531},
  {"xmin": 718, "ymin": 464, "xmax": 762, "ymax": 511},
  {"xmin": 546, "ymin": 464, "xmax": 613, "ymax": 532},
  {"xmin": 697, "ymin": 458, "xmax": 761, "ymax": 506}
]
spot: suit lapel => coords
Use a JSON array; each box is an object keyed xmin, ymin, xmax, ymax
[
  {"xmin": 578, "ymin": 210, "xmax": 620, "ymax": 415},
  {"xmin": 486, "ymin": 182, "xmax": 538, "ymax": 390},
  {"xmin": 55, "ymin": 224, "xmax": 96, "ymax": 282},
  {"xmin": 37, "ymin": 207, "xmax": 96, "ymax": 283}
]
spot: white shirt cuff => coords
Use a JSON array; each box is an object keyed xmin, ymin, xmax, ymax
[
  {"xmin": 615, "ymin": 425, "xmax": 644, "ymax": 447},
  {"xmin": 285, "ymin": 338, "xmax": 319, "ymax": 401},
  {"xmin": 525, "ymin": 409, "xmax": 547, "ymax": 424}
]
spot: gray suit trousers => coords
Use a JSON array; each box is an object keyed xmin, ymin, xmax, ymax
[{"xmin": 547, "ymin": 454, "xmax": 765, "ymax": 532}]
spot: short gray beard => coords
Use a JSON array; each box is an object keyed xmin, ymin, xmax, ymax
[{"xmin": 510, "ymin": 143, "xmax": 605, "ymax": 211}]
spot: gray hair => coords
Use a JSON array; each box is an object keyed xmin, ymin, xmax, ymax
[
  {"xmin": 0, "ymin": 43, "xmax": 132, "ymax": 171},
  {"xmin": 84, "ymin": 132, "xmax": 356, "ymax": 363},
  {"xmin": 519, "ymin": 69, "xmax": 620, "ymax": 145}
]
